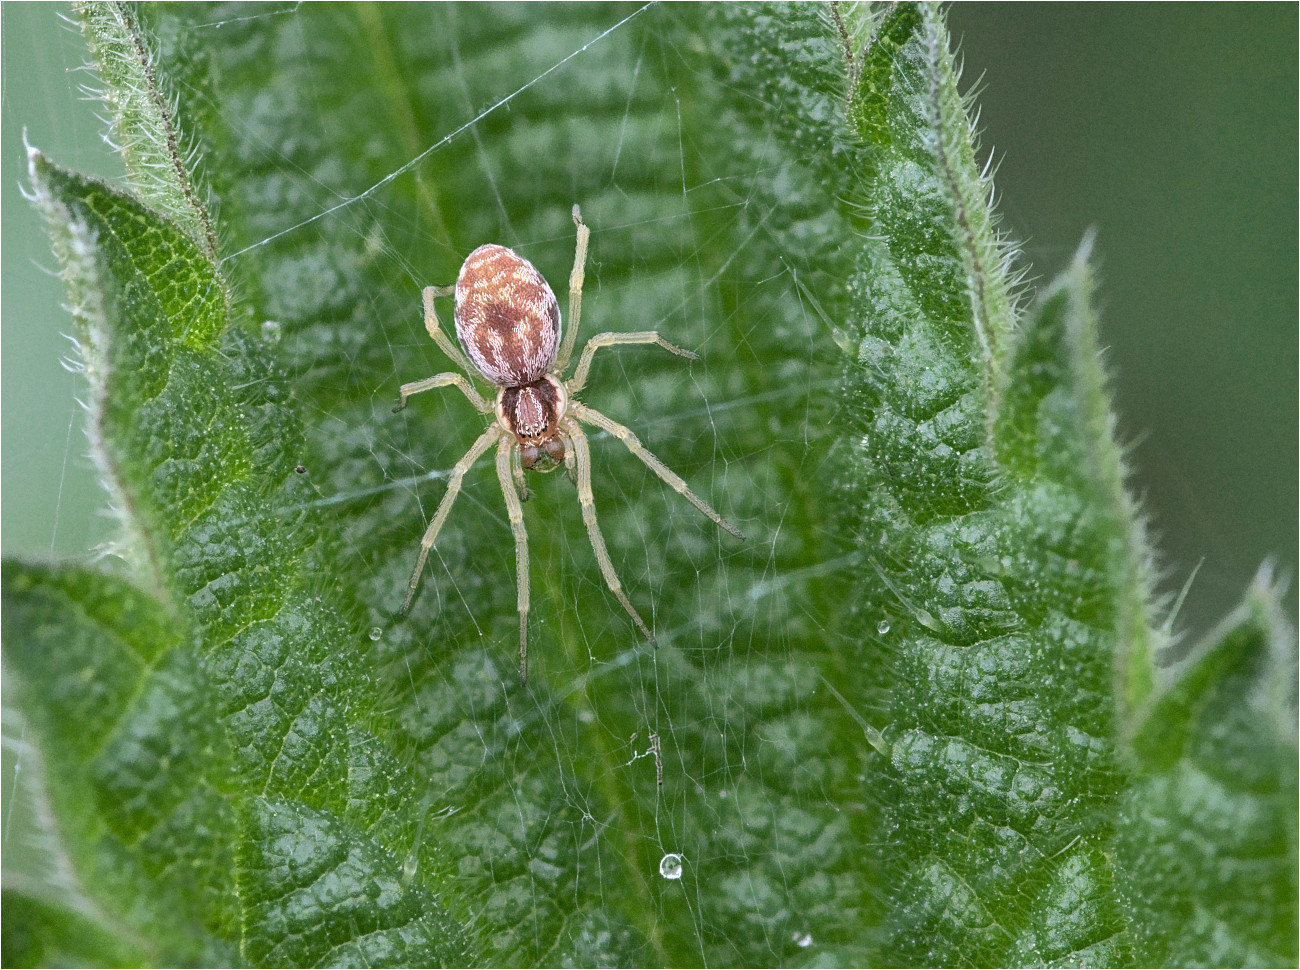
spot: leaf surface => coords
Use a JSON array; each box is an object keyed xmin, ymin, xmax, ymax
[{"xmin": 6, "ymin": 3, "xmax": 1294, "ymax": 967}]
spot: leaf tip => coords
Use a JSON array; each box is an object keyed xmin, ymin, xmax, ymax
[
  {"xmin": 1072, "ymin": 226, "xmax": 1098, "ymax": 272},
  {"xmin": 24, "ymin": 138, "xmax": 53, "ymax": 200}
]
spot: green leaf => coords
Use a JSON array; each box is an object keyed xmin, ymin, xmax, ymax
[
  {"xmin": 1, "ymin": 890, "xmax": 147, "ymax": 969},
  {"xmin": 134, "ymin": 3, "xmax": 874, "ymax": 964},
  {"xmin": 837, "ymin": 11, "xmax": 1133, "ymax": 963},
  {"xmin": 832, "ymin": 4, "xmax": 1293, "ymax": 966},
  {"xmin": 2, "ymin": 562, "xmax": 236, "ymax": 966},
  {"xmin": 73, "ymin": 1, "xmax": 222, "ymax": 262},
  {"xmin": 1119, "ymin": 568, "xmax": 1298, "ymax": 966},
  {"xmin": 993, "ymin": 243, "xmax": 1156, "ymax": 719},
  {"xmin": 7, "ymin": 2, "xmax": 1295, "ymax": 967},
  {"xmin": 17, "ymin": 137, "xmax": 468, "ymax": 964},
  {"xmin": 238, "ymin": 797, "xmax": 467, "ymax": 967}
]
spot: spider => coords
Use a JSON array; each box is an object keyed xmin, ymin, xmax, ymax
[{"xmin": 394, "ymin": 206, "xmax": 743, "ymax": 682}]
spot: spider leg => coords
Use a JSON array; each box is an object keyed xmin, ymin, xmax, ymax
[
  {"xmin": 511, "ymin": 445, "xmax": 533, "ymax": 502},
  {"xmin": 563, "ymin": 430, "xmax": 578, "ymax": 486},
  {"xmin": 399, "ymin": 424, "xmax": 501, "ymax": 616},
  {"xmin": 393, "ymin": 371, "xmax": 493, "ymax": 413},
  {"xmin": 565, "ymin": 332, "xmax": 699, "ymax": 396},
  {"xmin": 422, "ymin": 284, "xmax": 477, "ymax": 376},
  {"xmin": 554, "ymin": 204, "xmax": 590, "ymax": 375},
  {"xmin": 569, "ymin": 401, "xmax": 744, "ymax": 539},
  {"xmin": 496, "ymin": 436, "xmax": 531, "ymax": 683},
  {"xmin": 564, "ymin": 421, "xmax": 657, "ymax": 646}
]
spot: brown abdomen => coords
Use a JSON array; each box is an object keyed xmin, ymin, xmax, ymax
[{"xmin": 454, "ymin": 244, "xmax": 561, "ymax": 387}]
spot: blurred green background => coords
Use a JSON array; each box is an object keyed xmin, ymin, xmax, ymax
[{"xmin": 3, "ymin": 3, "xmax": 1296, "ymax": 637}]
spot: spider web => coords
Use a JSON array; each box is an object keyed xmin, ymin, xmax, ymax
[
  {"xmin": 203, "ymin": 6, "xmax": 856, "ymax": 962},
  {"xmin": 5, "ymin": 3, "xmax": 1298, "ymax": 965},
  {"xmin": 3, "ymin": 4, "xmax": 859, "ymax": 964}
]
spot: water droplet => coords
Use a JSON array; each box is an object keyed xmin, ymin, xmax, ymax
[
  {"xmin": 369, "ymin": 626, "xmax": 383, "ymax": 641},
  {"xmin": 876, "ymin": 619, "xmax": 891, "ymax": 635},
  {"xmin": 793, "ymin": 931, "xmax": 813, "ymax": 948},
  {"xmin": 261, "ymin": 319, "xmax": 282, "ymax": 343},
  {"xmin": 658, "ymin": 853, "xmax": 683, "ymax": 880}
]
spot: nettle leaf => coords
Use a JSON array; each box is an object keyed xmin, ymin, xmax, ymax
[
  {"xmin": 0, "ymin": 889, "xmax": 148, "ymax": 968},
  {"xmin": 837, "ymin": 7, "xmax": 1136, "ymax": 964},
  {"xmin": 14, "ymin": 39, "xmax": 469, "ymax": 963},
  {"xmin": 6, "ymin": 2, "xmax": 1295, "ymax": 967},
  {"xmin": 829, "ymin": 3, "xmax": 1295, "ymax": 968},
  {"xmin": 1119, "ymin": 568, "xmax": 1299, "ymax": 967},
  {"xmin": 137, "ymin": 3, "xmax": 867, "ymax": 965},
  {"xmin": 2, "ymin": 563, "xmax": 235, "ymax": 966}
]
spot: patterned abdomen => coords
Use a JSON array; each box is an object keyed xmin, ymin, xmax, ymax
[{"xmin": 454, "ymin": 244, "xmax": 561, "ymax": 387}]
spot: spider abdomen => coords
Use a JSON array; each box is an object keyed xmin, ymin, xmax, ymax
[{"xmin": 454, "ymin": 244, "xmax": 561, "ymax": 387}]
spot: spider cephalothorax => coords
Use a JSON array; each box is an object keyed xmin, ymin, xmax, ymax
[
  {"xmin": 393, "ymin": 207, "xmax": 743, "ymax": 682},
  {"xmin": 497, "ymin": 377, "xmax": 567, "ymax": 470}
]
